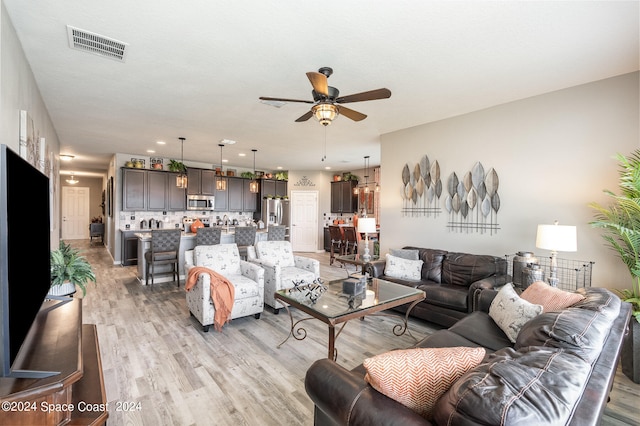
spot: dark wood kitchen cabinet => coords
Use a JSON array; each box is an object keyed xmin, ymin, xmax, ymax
[
  {"xmin": 147, "ymin": 171, "xmax": 168, "ymax": 211},
  {"xmin": 123, "ymin": 169, "xmax": 185, "ymax": 212},
  {"xmin": 214, "ymin": 176, "xmax": 228, "ymax": 211},
  {"xmin": 167, "ymin": 172, "xmax": 186, "ymax": 210},
  {"xmin": 121, "ymin": 230, "xmax": 138, "ymax": 266},
  {"xmin": 331, "ymin": 180, "xmax": 358, "ymax": 213},
  {"xmin": 226, "ymin": 177, "xmax": 257, "ymax": 212},
  {"xmin": 187, "ymin": 168, "xmax": 215, "ymax": 195},
  {"xmin": 122, "ymin": 169, "xmax": 147, "ymax": 211},
  {"xmin": 243, "ymin": 179, "xmax": 258, "ymax": 212},
  {"xmin": 260, "ymin": 179, "xmax": 287, "ymax": 198}
]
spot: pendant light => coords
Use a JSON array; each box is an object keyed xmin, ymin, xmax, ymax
[
  {"xmin": 249, "ymin": 149, "xmax": 259, "ymax": 193},
  {"xmin": 216, "ymin": 143, "xmax": 227, "ymax": 191},
  {"xmin": 176, "ymin": 137, "xmax": 188, "ymax": 188},
  {"xmin": 354, "ymin": 155, "xmax": 371, "ymax": 195}
]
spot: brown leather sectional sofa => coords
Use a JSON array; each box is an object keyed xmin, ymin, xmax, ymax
[
  {"xmin": 305, "ymin": 287, "xmax": 631, "ymax": 425},
  {"xmin": 365, "ymin": 247, "xmax": 510, "ymax": 327}
]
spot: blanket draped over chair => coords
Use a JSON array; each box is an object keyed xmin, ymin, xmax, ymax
[{"xmin": 186, "ymin": 266, "xmax": 235, "ymax": 331}]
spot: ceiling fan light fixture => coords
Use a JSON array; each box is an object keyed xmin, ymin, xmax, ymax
[
  {"xmin": 312, "ymin": 103, "xmax": 338, "ymax": 126},
  {"xmin": 66, "ymin": 174, "xmax": 79, "ymax": 185}
]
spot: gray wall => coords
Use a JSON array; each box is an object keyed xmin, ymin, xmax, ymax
[
  {"xmin": 380, "ymin": 72, "xmax": 639, "ymax": 292},
  {"xmin": 1, "ymin": 3, "xmax": 61, "ymax": 248}
]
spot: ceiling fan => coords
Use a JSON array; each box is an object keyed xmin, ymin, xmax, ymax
[{"xmin": 259, "ymin": 67, "xmax": 391, "ymax": 126}]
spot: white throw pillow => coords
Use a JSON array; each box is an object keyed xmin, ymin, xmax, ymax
[
  {"xmin": 489, "ymin": 283, "xmax": 543, "ymax": 343},
  {"xmin": 385, "ymin": 254, "xmax": 423, "ymax": 281}
]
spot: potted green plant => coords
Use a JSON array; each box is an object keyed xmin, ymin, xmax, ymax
[
  {"xmin": 590, "ymin": 149, "xmax": 640, "ymax": 383},
  {"xmin": 49, "ymin": 241, "xmax": 97, "ymax": 297},
  {"xmin": 168, "ymin": 159, "xmax": 186, "ymax": 173}
]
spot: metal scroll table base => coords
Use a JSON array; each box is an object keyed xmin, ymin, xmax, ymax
[{"xmin": 276, "ymin": 298, "xmax": 423, "ymax": 361}]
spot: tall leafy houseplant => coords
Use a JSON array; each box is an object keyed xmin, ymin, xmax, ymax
[
  {"xmin": 50, "ymin": 241, "xmax": 97, "ymax": 296},
  {"xmin": 590, "ymin": 150, "xmax": 640, "ymax": 323},
  {"xmin": 590, "ymin": 150, "xmax": 640, "ymax": 383}
]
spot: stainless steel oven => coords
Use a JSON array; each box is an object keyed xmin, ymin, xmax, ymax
[{"xmin": 187, "ymin": 194, "xmax": 215, "ymax": 211}]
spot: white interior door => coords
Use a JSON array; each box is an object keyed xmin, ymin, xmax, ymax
[
  {"xmin": 290, "ymin": 190, "xmax": 318, "ymax": 252},
  {"xmin": 62, "ymin": 186, "xmax": 90, "ymax": 239}
]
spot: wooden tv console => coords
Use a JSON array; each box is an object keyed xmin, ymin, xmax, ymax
[{"xmin": 0, "ymin": 298, "xmax": 107, "ymax": 425}]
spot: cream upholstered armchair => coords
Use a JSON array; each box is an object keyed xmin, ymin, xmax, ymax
[
  {"xmin": 249, "ymin": 240, "xmax": 320, "ymax": 314},
  {"xmin": 184, "ymin": 244, "xmax": 264, "ymax": 331}
]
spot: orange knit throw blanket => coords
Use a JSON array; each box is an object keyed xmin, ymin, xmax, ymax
[{"xmin": 185, "ymin": 266, "xmax": 235, "ymax": 331}]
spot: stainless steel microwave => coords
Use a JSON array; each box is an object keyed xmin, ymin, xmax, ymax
[{"xmin": 187, "ymin": 194, "xmax": 215, "ymax": 211}]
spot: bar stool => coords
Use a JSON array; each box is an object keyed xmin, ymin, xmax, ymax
[
  {"xmin": 145, "ymin": 229, "xmax": 181, "ymax": 286},
  {"xmin": 196, "ymin": 227, "xmax": 222, "ymax": 246},
  {"xmin": 267, "ymin": 225, "xmax": 287, "ymax": 241},
  {"xmin": 234, "ymin": 226, "xmax": 256, "ymax": 260}
]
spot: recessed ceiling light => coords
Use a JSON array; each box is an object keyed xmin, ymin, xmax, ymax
[
  {"xmin": 277, "ymin": 166, "xmax": 283, "ymax": 170},
  {"xmin": 156, "ymin": 141, "xmax": 166, "ymax": 145},
  {"xmin": 60, "ymin": 154, "xmax": 75, "ymax": 161},
  {"xmin": 147, "ymin": 149, "xmax": 155, "ymax": 153},
  {"xmin": 222, "ymin": 159, "xmax": 228, "ymax": 163},
  {"xmin": 324, "ymin": 166, "xmax": 331, "ymax": 170},
  {"xmin": 220, "ymin": 139, "xmax": 236, "ymax": 145},
  {"xmin": 238, "ymin": 153, "xmax": 246, "ymax": 157}
]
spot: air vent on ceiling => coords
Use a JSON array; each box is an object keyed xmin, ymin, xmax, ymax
[{"xmin": 66, "ymin": 25, "xmax": 129, "ymax": 62}]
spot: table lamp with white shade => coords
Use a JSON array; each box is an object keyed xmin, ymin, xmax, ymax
[
  {"xmin": 357, "ymin": 217, "xmax": 377, "ymax": 262},
  {"xmin": 535, "ymin": 221, "xmax": 577, "ymax": 287}
]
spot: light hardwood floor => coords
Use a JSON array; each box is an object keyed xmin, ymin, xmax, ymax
[{"xmin": 73, "ymin": 240, "xmax": 639, "ymax": 426}]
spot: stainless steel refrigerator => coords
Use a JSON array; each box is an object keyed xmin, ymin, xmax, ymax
[{"xmin": 262, "ymin": 198, "xmax": 290, "ymax": 239}]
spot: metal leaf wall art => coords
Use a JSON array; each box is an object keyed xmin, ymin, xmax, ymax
[
  {"xmin": 445, "ymin": 162, "xmax": 501, "ymax": 234},
  {"xmin": 400, "ymin": 155, "xmax": 442, "ymax": 217}
]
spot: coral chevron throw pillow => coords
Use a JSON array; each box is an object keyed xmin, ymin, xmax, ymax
[{"xmin": 363, "ymin": 347, "xmax": 485, "ymax": 419}]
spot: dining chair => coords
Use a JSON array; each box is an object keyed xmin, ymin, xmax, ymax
[
  {"xmin": 328, "ymin": 225, "xmax": 345, "ymax": 265},
  {"xmin": 196, "ymin": 226, "xmax": 222, "ymax": 246},
  {"xmin": 342, "ymin": 226, "xmax": 358, "ymax": 255},
  {"xmin": 234, "ymin": 226, "xmax": 257, "ymax": 260},
  {"xmin": 145, "ymin": 229, "xmax": 181, "ymax": 286}
]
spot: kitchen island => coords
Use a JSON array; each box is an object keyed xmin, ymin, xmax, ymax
[{"xmin": 135, "ymin": 228, "xmax": 267, "ymax": 284}]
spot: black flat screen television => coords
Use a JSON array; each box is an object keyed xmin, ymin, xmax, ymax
[{"xmin": 0, "ymin": 144, "xmax": 53, "ymax": 377}]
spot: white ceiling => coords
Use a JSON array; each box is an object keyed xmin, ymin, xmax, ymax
[{"xmin": 4, "ymin": 1, "xmax": 639, "ymax": 175}]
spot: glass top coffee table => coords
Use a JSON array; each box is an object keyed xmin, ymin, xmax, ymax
[
  {"xmin": 274, "ymin": 277, "xmax": 425, "ymax": 360},
  {"xmin": 335, "ymin": 253, "xmax": 380, "ymax": 275}
]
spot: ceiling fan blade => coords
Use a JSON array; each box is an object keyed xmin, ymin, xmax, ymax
[
  {"xmin": 335, "ymin": 88, "xmax": 392, "ymax": 104},
  {"xmin": 337, "ymin": 105, "xmax": 367, "ymax": 122},
  {"xmin": 259, "ymin": 96, "xmax": 314, "ymax": 104},
  {"xmin": 295, "ymin": 110, "xmax": 314, "ymax": 122},
  {"xmin": 306, "ymin": 72, "xmax": 329, "ymax": 97}
]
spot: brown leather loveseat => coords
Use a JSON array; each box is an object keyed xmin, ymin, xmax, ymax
[{"xmin": 365, "ymin": 247, "xmax": 510, "ymax": 327}]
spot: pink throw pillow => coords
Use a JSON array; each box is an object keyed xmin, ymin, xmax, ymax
[{"xmin": 521, "ymin": 281, "xmax": 585, "ymax": 312}]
